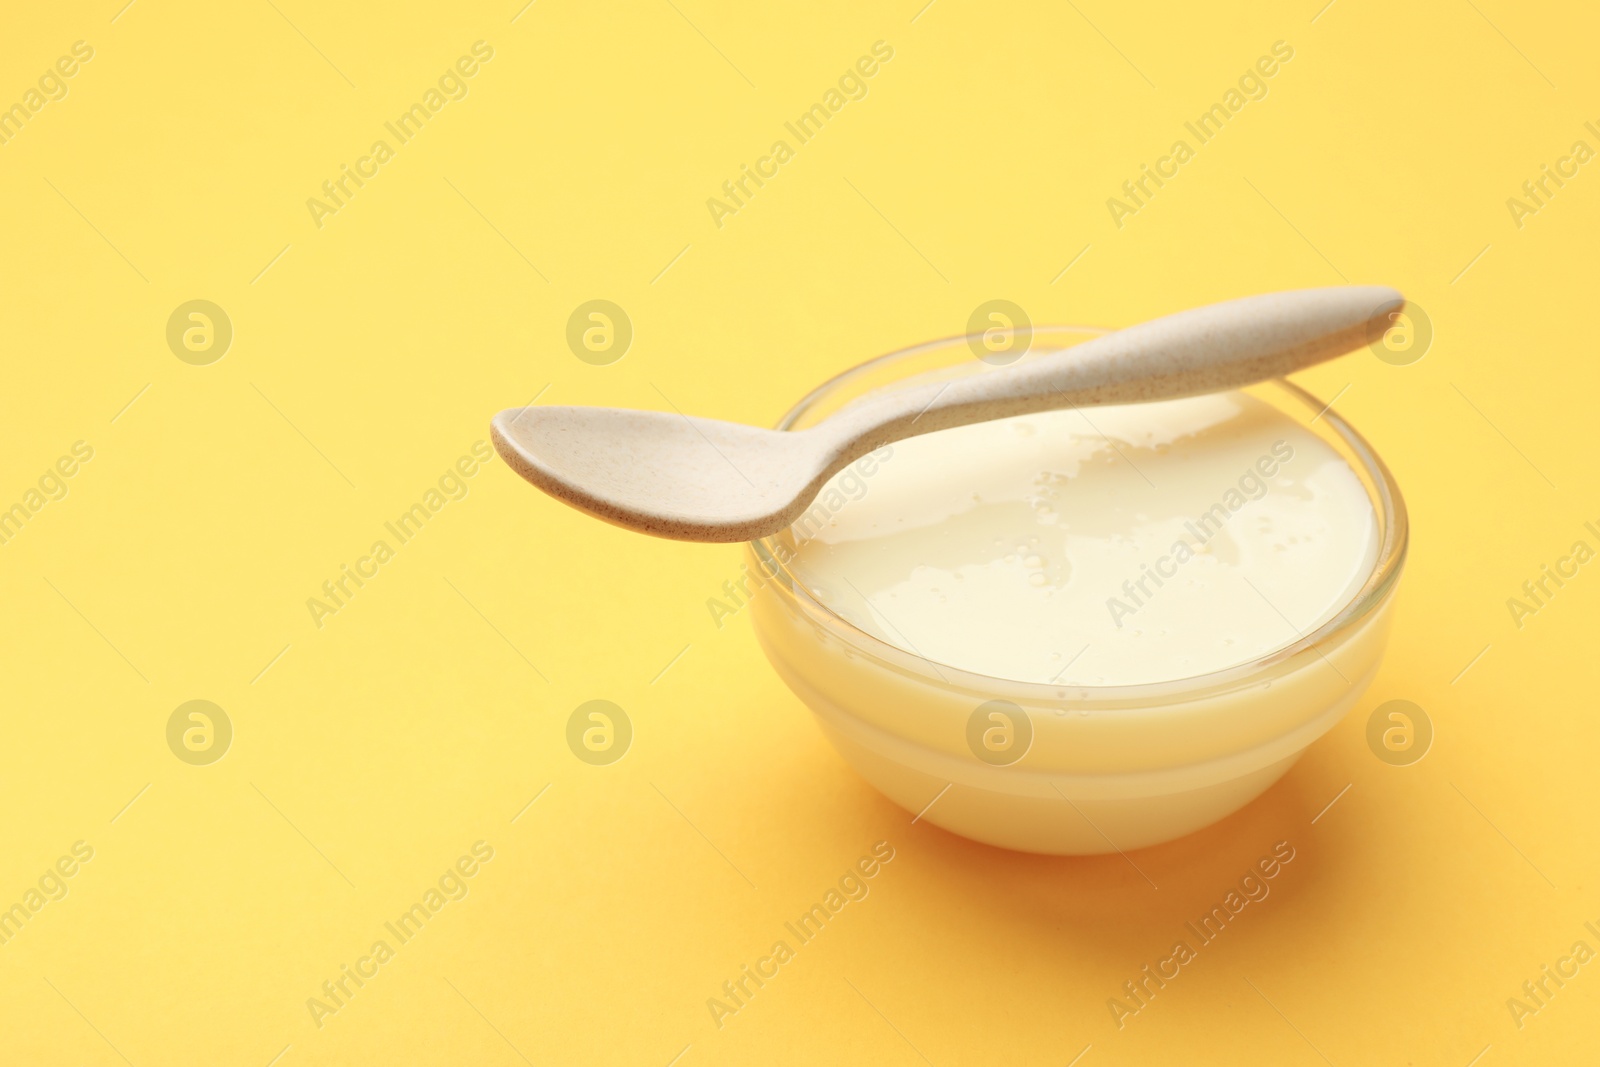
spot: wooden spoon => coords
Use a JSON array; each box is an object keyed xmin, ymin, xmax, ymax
[{"xmin": 491, "ymin": 286, "xmax": 1403, "ymax": 543}]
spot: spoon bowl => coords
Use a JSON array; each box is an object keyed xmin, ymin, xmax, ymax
[{"xmin": 491, "ymin": 405, "xmax": 825, "ymax": 541}]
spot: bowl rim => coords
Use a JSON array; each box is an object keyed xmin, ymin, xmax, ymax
[{"xmin": 749, "ymin": 325, "xmax": 1409, "ymax": 706}]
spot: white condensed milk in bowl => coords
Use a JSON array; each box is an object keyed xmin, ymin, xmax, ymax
[{"xmin": 747, "ymin": 327, "xmax": 1407, "ymax": 854}]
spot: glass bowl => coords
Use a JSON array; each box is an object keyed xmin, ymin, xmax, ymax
[{"xmin": 747, "ymin": 326, "xmax": 1407, "ymax": 854}]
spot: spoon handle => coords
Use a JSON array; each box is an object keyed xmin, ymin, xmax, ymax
[{"xmin": 815, "ymin": 286, "xmax": 1402, "ymax": 452}]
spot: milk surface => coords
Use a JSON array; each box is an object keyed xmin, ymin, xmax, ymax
[{"xmin": 784, "ymin": 391, "xmax": 1378, "ymax": 685}]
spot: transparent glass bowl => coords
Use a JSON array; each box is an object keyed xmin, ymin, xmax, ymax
[{"xmin": 748, "ymin": 327, "xmax": 1407, "ymax": 854}]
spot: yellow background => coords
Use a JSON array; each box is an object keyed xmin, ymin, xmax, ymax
[{"xmin": 2, "ymin": 0, "xmax": 1597, "ymax": 1063}]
